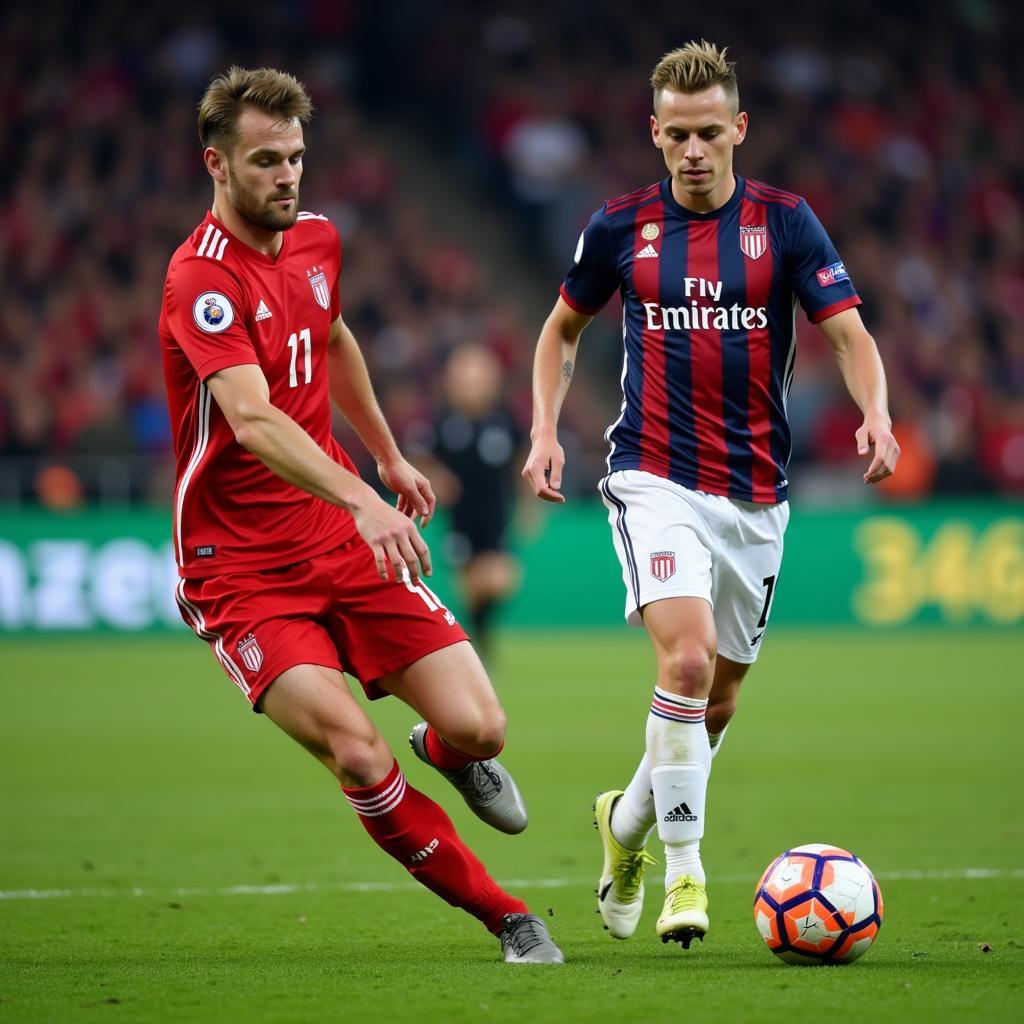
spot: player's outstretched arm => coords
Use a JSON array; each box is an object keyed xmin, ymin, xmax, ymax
[
  {"xmin": 818, "ymin": 308, "xmax": 901, "ymax": 485},
  {"xmin": 206, "ymin": 363, "xmax": 431, "ymax": 582},
  {"xmin": 522, "ymin": 297, "xmax": 592, "ymax": 503},
  {"xmin": 326, "ymin": 315, "xmax": 435, "ymax": 526}
]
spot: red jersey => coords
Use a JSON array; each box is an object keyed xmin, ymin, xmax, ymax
[{"xmin": 159, "ymin": 210, "xmax": 359, "ymax": 579}]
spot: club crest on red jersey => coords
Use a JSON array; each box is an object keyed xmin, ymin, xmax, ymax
[
  {"xmin": 650, "ymin": 550, "xmax": 676, "ymax": 582},
  {"xmin": 739, "ymin": 225, "xmax": 768, "ymax": 261},
  {"xmin": 306, "ymin": 266, "xmax": 330, "ymax": 310},
  {"xmin": 237, "ymin": 633, "xmax": 264, "ymax": 673}
]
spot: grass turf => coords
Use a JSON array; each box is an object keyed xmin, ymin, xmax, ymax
[{"xmin": 1, "ymin": 629, "xmax": 1022, "ymax": 1022}]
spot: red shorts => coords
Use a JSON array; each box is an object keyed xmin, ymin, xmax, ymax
[{"xmin": 175, "ymin": 536, "xmax": 468, "ymax": 710}]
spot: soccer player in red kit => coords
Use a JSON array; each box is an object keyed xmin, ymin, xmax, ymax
[
  {"xmin": 523, "ymin": 42, "xmax": 900, "ymax": 949},
  {"xmin": 159, "ymin": 66, "xmax": 562, "ymax": 964}
]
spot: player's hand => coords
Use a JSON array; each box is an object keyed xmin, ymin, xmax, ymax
[
  {"xmin": 352, "ymin": 490, "xmax": 433, "ymax": 583},
  {"xmin": 522, "ymin": 435, "xmax": 566, "ymax": 503},
  {"xmin": 377, "ymin": 457, "xmax": 435, "ymax": 527},
  {"xmin": 856, "ymin": 416, "xmax": 900, "ymax": 485}
]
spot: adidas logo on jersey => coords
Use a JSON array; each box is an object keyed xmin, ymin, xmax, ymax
[
  {"xmin": 664, "ymin": 801, "xmax": 698, "ymax": 823},
  {"xmin": 255, "ymin": 299, "xmax": 273, "ymax": 322},
  {"xmin": 635, "ymin": 243, "xmax": 659, "ymax": 259}
]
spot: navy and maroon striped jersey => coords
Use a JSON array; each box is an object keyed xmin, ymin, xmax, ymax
[{"xmin": 560, "ymin": 176, "xmax": 860, "ymax": 503}]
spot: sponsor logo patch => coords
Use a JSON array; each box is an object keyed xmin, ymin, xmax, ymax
[
  {"xmin": 194, "ymin": 545, "xmax": 215, "ymax": 558},
  {"xmin": 651, "ymin": 550, "xmax": 676, "ymax": 582},
  {"xmin": 255, "ymin": 299, "xmax": 273, "ymax": 322},
  {"xmin": 815, "ymin": 261, "xmax": 849, "ymax": 288},
  {"xmin": 237, "ymin": 633, "xmax": 264, "ymax": 673},
  {"xmin": 635, "ymin": 243, "xmax": 659, "ymax": 259},
  {"xmin": 192, "ymin": 292, "xmax": 235, "ymax": 333}
]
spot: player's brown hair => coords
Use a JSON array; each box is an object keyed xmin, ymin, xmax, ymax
[
  {"xmin": 198, "ymin": 66, "xmax": 313, "ymax": 151},
  {"xmin": 650, "ymin": 41, "xmax": 739, "ymax": 115}
]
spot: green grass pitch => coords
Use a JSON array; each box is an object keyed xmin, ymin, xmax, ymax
[{"xmin": 2, "ymin": 629, "xmax": 1022, "ymax": 1022}]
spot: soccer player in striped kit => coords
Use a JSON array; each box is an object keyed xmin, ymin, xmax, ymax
[
  {"xmin": 159, "ymin": 67, "xmax": 562, "ymax": 963},
  {"xmin": 522, "ymin": 42, "xmax": 899, "ymax": 948}
]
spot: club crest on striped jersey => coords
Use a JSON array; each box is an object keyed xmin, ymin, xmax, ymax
[
  {"xmin": 192, "ymin": 292, "xmax": 235, "ymax": 333},
  {"xmin": 237, "ymin": 633, "xmax": 264, "ymax": 673},
  {"xmin": 306, "ymin": 265, "xmax": 330, "ymax": 309},
  {"xmin": 650, "ymin": 550, "xmax": 676, "ymax": 582},
  {"xmin": 641, "ymin": 222, "xmax": 660, "ymax": 241},
  {"xmin": 740, "ymin": 224, "xmax": 768, "ymax": 261}
]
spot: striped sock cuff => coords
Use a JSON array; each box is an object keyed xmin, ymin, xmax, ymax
[
  {"xmin": 650, "ymin": 687, "xmax": 708, "ymax": 724},
  {"xmin": 342, "ymin": 760, "xmax": 407, "ymax": 818}
]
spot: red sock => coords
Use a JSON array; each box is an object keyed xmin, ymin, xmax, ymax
[
  {"xmin": 342, "ymin": 759, "xmax": 527, "ymax": 934},
  {"xmin": 424, "ymin": 725, "xmax": 504, "ymax": 772}
]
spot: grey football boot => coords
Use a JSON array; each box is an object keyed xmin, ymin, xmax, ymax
[
  {"xmin": 499, "ymin": 913, "xmax": 565, "ymax": 964},
  {"xmin": 409, "ymin": 722, "xmax": 528, "ymax": 835}
]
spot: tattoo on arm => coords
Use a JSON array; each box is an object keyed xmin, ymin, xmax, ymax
[{"xmin": 562, "ymin": 359, "xmax": 573, "ymax": 383}]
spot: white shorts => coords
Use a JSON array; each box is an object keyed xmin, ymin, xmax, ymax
[{"xmin": 599, "ymin": 470, "xmax": 790, "ymax": 664}]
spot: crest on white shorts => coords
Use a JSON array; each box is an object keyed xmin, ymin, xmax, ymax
[
  {"xmin": 650, "ymin": 550, "xmax": 676, "ymax": 582},
  {"xmin": 306, "ymin": 265, "xmax": 331, "ymax": 309},
  {"xmin": 739, "ymin": 225, "xmax": 768, "ymax": 260},
  {"xmin": 237, "ymin": 633, "xmax": 264, "ymax": 673}
]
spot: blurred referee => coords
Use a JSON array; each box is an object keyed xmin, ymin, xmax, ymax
[{"xmin": 411, "ymin": 344, "xmax": 524, "ymax": 661}]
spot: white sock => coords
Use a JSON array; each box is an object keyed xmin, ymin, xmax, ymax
[
  {"xmin": 663, "ymin": 830, "xmax": 705, "ymax": 885},
  {"xmin": 708, "ymin": 725, "xmax": 729, "ymax": 760},
  {"xmin": 610, "ymin": 753, "xmax": 656, "ymax": 850},
  {"xmin": 647, "ymin": 687, "xmax": 711, "ymax": 888}
]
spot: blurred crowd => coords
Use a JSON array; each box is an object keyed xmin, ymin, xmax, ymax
[
  {"xmin": 368, "ymin": 0, "xmax": 1024, "ymax": 499},
  {"xmin": 0, "ymin": 2, "xmax": 541, "ymax": 507},
  {"xmin": 2, "ymin": 0, "xmax": 1022, "ymax": 506}
]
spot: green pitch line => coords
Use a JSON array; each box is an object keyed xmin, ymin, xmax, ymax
[{"xmin": 1, "ymin": 629, "xmax": 1022, "ymax": 1024}]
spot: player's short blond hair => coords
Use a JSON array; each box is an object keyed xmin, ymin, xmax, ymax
[
  {"xmin": 198, "ymin": 66, "xmax": 313, "ymax": 151},
  {"xmin": 650, "ymin": 41, "xmax": 739, "ymax": 115}
]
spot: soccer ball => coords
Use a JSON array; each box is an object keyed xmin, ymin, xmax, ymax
[{"xmin": 753, "ymin": 844, "xmax": 883, "ymax": 965}]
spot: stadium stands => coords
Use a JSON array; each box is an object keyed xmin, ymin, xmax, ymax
[{"xmin": 2, "ymin": 1, "xmax": 1021, "ymax": 503}]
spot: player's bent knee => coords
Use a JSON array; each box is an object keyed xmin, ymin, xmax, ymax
[
  {"xmin": 327, "ymin": 732, "xmax": 393, "ymax": 788},
  {"xmin": 661, "ymin": 643, "xmax": 714, "ymax": 694}
]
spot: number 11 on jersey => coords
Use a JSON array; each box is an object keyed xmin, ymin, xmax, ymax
[{"xmin": 287, "ymin": 328, "xmax": 312, "ymax": 387}]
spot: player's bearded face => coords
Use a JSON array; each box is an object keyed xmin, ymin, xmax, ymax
[
  {"xmin": 225, "ymin": 157, "xmax": 300, "ymax": 232},
  {"xmin": 220, "ymin": 112, "xmax": 306, "ymax": 233}
]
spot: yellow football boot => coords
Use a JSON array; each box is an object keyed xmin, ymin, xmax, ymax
[
  {"xmin": 656, "ymin": 875, "xmax": 709, "ymax": 949},
  {"xmin": 593, "ymin": 790, "xmax": 657, "ymax": 939}
]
